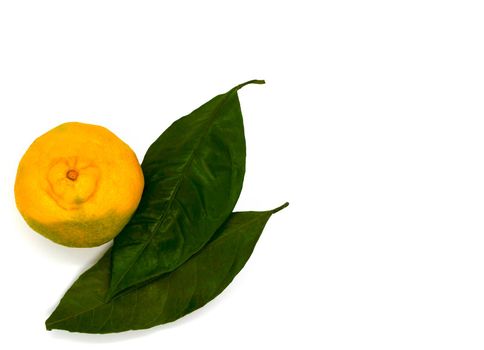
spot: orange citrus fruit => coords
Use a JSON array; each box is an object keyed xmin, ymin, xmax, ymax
[{"xmin": 14, "ymin": 122, "xmax": 144, "ymax": 247}]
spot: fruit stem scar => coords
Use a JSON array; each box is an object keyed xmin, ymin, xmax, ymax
[{"xmin": 66, "ymin": 169, "xmax": 79, "ymax": 181}]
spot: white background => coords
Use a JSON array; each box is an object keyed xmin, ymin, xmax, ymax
[{"xmin": 1, "ymin": 0, "xmax": 484, "ymax": 349}]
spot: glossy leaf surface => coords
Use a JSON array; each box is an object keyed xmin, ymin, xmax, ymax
[
  {"xmin": 46, "ymin": 204, "xmax": 288, "ymax": 333},
  {"xmin": 109, "ymin": 80, "xmax": 264, "ymax": 298}
]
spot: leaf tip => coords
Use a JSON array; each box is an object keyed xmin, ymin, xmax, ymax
[
  {"xmin": 234, "ymin": 79, "xmax": 266, "ymax": 91},
  {"xmin": 271, "ymin": 202, "xmax": 289, "ymax": 214}
]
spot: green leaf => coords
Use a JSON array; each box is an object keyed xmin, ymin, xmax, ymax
[
  {"xmin": 108, "ymin": 80, "xmax": 265, "ymax": 298},
  {"xmin": 45, "ymin": 203, "xmax": 288, "ymax": 334}
]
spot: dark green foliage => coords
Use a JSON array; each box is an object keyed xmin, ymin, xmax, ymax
[
  {"xmin": 108, "ymin": 80, "xmax": 264, "ymax": 298},
  {"xmin": 45, "ymin": 80, "xmax": 288, "ymax": 334},
  {"xmin": 46, "ymin": 204, "xmax": 287, "ymax": 333}
]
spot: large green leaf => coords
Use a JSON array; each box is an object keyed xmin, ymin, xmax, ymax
[
  {"xmin": 108, "ymin": 80, "xmax": 264, "ymax": 298},
  {"xmin": 45, "ymin": 204, "xmax": 288, "ymax": 333}
]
